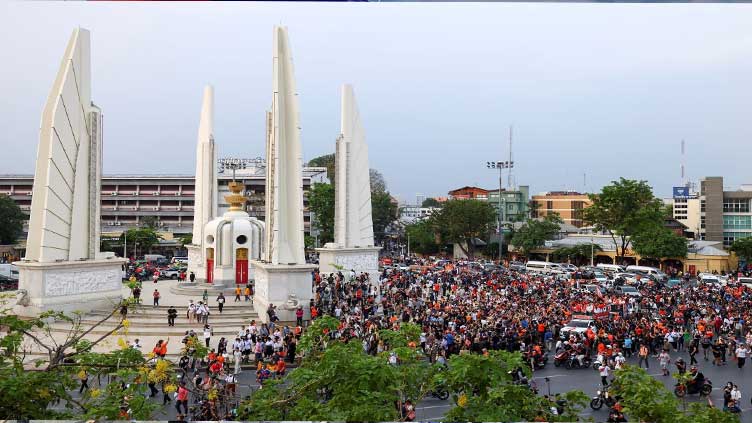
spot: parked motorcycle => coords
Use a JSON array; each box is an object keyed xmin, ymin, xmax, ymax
[
  {"xmin": 553, "ymin": 349, "xmax": 572, "ymax": 367},
  {"xmin": 590, "ymin": 388, "xmax": 616, "ymax": 410},
  {"xmin": 674, "ymin": 379, "xmax": 713, "ymax": 397}
]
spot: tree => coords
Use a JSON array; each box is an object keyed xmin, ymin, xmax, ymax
[
  {"xmin": 421, "ymin": 197, "xmax": 442, "ymax": 208},
  {"xmin": 239, "ymin": 317, "xmax": 436, "ymax": 421},
  {"xmin": 307, "ymin": 154, "xmax": 336, "ymax": 183},
  {"xmin": 551, "ymin": 243, "xmax": 603, "ymax": 265},
  {"xmin": 121, "ymin": 228, "xmax": 161, "ymax": 256},
  {"xmin": 730, "ymin": 237, "xmax": 752, "ymax": 262},
  {"xmin": 178, "ymin": 233, "xmax": 193, "ymax": 246},
  {"xmin": 370, "ymin": 169, "xmax": 387, "ymax": 194},
  {"xmin": 429, "ymin": 200, "xmax": 496, "ymax": 260},
  {"xmin": 308, "ymin": 183, "xmax": 335, "ymax": 245},
  {"xmin": 405, "ymin": 220, "xmax": 440, "ymax": 255},
  {"xmin": 0, "ymin": 298, "xmax": 178, "ymax": 419},
  {"xmin": 632, "ymin": 226, "xmax": 688, "ymax": 259},
  {"xmin": 140, "ymin": 216, "xmax": 159, "ymax": 230},
  {"xmin": 0, "ymin": 194, "xmax": 25, "ymax": 245},
  {"xmin": 510, "ymin": 213, "xmax": 563, "ymax": 257},
  {"xmin": 442, "ymin": 350, "xmax": 587, "ymax": 422},
  {"xmin": 609, "ymin": 365, "xmax": 738, "ymax": 423},
  {"xmin": 372, "ymin": 191, "xmax": 398, "ymax": 244},
  {"xmin": 582, "ymin": 178, "xmax": 665, "ymax": 261}
]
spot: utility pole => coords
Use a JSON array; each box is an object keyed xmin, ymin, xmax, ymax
[
  {"xmin": 123, "ymin": 230, "xmax": 127, "ymax": 259},
  {"xmin": 485, "ymin": 128, "xmax": 514, "ymax": 264}
]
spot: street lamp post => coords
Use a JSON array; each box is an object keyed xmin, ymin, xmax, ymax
[
  {"xmin": 486, "ymin": 160, "xmax": 514, "ymax": 263},
  {"xmin": 590, "ymin": 237, "xmax": 594, "ymax": 267}
]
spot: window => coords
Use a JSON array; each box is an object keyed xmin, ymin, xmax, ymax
[
  {"xmin": 723, "ymin": 198, "xmax": 750, "ymax": 213},
  {"xmin": 547, "ymin": 201, "xmax": 553, "ymax": 211},
  {"xmin": 700, "ymin": 200, "xmax": 706, "ymax": 212},
  {"xmin": 723, "ymin": 232, "xmax": 750, "ymax": 246},
  {"xmin": 723, "ymin": 215, "xmax": 752, "ymax": 230}
]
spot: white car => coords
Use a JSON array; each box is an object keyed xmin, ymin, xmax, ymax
[
  {"xmin": 614, "ymin": 272, "xmax": 639, "ymax": 284},
  {"xmin": 558, "ymin": 263, "xmax": 578, "ymax": 272},
  {"xmin": 699, "ymin": 273, "xmax": 725, "ymax": 286},
  {"xmin": 592, "ymin": 272, "xmax": 609, "ymax": 284},
  {"xmin": 561, "ymin": 316, "xmax": 596, "ymax": 337}
]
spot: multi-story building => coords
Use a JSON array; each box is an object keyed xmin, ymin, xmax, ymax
[
  {"xmin": 699, "ymin": 177, "xmax": 752, "ymax": 246},
  {"xmin": 0, "ymin": 160, "xmax": 328, "ymax": 247},
  {"xmin": 487, "ymin": 186, "xmax": 530, "ymax": 222},
  {"xmin": 668, "ymin": 186, "xmax": 701, "ymax": 238},
  {"xmin": 531, "ymin": 191, "xmax": 591, "ymax": 227},
  {"xmin": 447, "ymin": 186, "xmax": 489, "ymax": 200},
  {"xmin": 398, "ymin": 205, "xmax": 438, "ymax": 223}
]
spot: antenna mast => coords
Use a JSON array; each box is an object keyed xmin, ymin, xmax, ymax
[
  {"xmin": 507, "ymin": 125, "xmax": 513, "ymax": 190},
  {"xmin": 681, "ymin": 139, "xmax": 686, "ymax": 187}
]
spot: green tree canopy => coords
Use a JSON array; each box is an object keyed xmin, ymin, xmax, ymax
[
  {"xmin": 120, "ymin": 228, "xmax": 161, "ymax": 256},
  {"xmin": 0, "ymin": 300, "xmax": 177, "ymax": 420},
  {"xmin": 510, "ymin": 213, "xmax": 563, "ymax": 257},
  {"xmin": 308, "ymin": 183, "xmax": 335, "ymax": 245},
  {"xmin": 421, "ymin": 197, "xmax": 442, "ymax": 208},
  {"xmin": 609, "ymin": 365, "xmax": 738, "ymax": 423},
  {"xmin": 551, "ymin": 243, "xmax": 603, "ymax": 263},
  {"xmin": 632, "ymin": 226, "xmax": 688, "ymax": 259},
  {"xmin": 372, "ymin": 191, "xmax": 398, "ymax": 244},
  {"xmin": 730, "ymin": 236, "xmax": 752, "ymax": 261},
  {"xmin": 405, "ymin": 219, "xmax": 441, "ymax": 255},
  {"xmin": 429, "ymin": 199, "xmax": 497, "ymax": 260},
  {"xmin": 442, "ymin": 350, "xmax": 587, "ymax": 422},
  {"xmin": 307, "ymin": 153, "xmax": 335, "ymax": 183},
  {"xmin": 582, "ymin": 178, "xmax": 665, "ymax": 260},
  {"xmin": 239, "ymin": 317, "xmax": 435, "ymax": 421},
  {"xmin": 0, "ymin": 194, "xmax": 25, "ymax": 245}
]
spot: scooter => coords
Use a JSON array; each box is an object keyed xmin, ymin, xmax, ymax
[
  {"xmin": 429, "ymin": 387, "xmax": 450, "ymax": 400},
  {"xmin": 553, "ymin": 350, "xmax": 571, "ymax": 367}
]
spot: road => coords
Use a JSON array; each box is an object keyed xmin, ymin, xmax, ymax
[{"xmin": 55, "ymin": 348, "xmax": 752, "ymax": 421}]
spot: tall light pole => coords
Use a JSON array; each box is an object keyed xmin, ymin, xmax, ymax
[
  {"xmin": 486, "ymin": 159, "xmax": 514, "ymax": 262},
  {"xmin": 590, "ymin": 237, "xmax": 594, "ymax": 267}
]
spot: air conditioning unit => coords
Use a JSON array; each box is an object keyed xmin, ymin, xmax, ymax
[
  {"xmin": 27, "ymin": 192, "xmax": 32, "ymax": 196},
  {"xmin": 154, "ymin": 207, "xmax": 159, "ymax": 211},
  {"xmin": 152, "ymin": 192, "xmax": 159, "ymax": 196},
  {"xmin": 110, "ymin": 192, "xmax": 117, "ymax": 196}
]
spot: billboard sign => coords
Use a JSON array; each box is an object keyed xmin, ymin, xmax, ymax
[{"xmin": 673, "ymin": 186, "xmax": 689, "ymax": 199}]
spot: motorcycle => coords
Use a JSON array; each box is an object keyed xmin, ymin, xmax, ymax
[
  {"xmin": 674, "ymin": 379, "xmax": 712, "ymax": 397},
  {"xmin": 590, "ymin": 388, "xmax": 616, "ymax": 410},
  {"xmin": 525, "ymin": 352, "xmax": 549, "ymax": 370},
  {"xmin": 607, "ymin": 405, "xmax": 627, "ymax": 422},
  {"xmin": 429, "ymin": 387, "xmax": 450, "ymax": 401},
  {"xmin": 553, "ymin": 350, "xmax": 571, "ymax": 367},
  {"xmin": 565, "ymin": 354, "xmax": 593, "ymax": 370},
  {"xmin": 592, "ymin": 354, "xmax": 606, "ymax": 370}
]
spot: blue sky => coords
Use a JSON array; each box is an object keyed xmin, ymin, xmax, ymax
[{"xmin": 1, "ymin": 2, "xmax": 751, "ymax": 203}]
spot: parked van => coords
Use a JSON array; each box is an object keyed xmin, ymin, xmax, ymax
[
  {"xmin": 525, "ymin": 261, "xmax": 562, "ymax": 274},
  {"xmin": 625, "ymin": 265, "xmax": 668, "ymax": 282},
  {"xmin": 171, "ymin": 256, "xmax": 189, "ymax": 265},
  {"xmin": 144, "ymin": 254, "xmax": 168, "ymax": 265},
  {"xmin": 597, "ymin": 263, "xmax": 625, "ymax": 273}
]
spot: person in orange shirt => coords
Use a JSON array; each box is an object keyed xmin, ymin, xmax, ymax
[{"xmin": 275, "ymin": 357, "xmax": 286, "ymax": 377}]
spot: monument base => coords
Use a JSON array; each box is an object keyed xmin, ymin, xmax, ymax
[
  {"xmin": 315, "ymin": 246, "xmax": 381, "ymax": 280},
  {"xmin": 186, "ymin": 244, "xmax": 206, "ymax": 284},
  {"xmin": 13, "ymin": 258, "xmax": 127, "ymax": 317},
  {"xmin": 251, "ymin": 260, "xmax": 316, "ymax": 323}
]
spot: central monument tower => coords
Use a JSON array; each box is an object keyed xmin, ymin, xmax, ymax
[{"xmin": 252, "ymin": 26, "xmax": 316, "ymax": 322}]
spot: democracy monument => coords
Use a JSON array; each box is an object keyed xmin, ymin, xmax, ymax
[{"xmin": 12, "ymin": 25, "xmax": 379, "ymax": 324}]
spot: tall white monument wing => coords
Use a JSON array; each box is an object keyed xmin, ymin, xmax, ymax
[
  {"xmin": 334, "ymin": 84, "xmax": 374, "ymax": 248},
  {"xmin": 191, "ymin": 85, "xmax": 217, "ymax": 249},
  {"xmin": 26, "ymin": 28, "xmax": 101, "ymax": 263},
  {"xmin": 263, "ymin": 26, "xmax": 305, "ymax": 265}
]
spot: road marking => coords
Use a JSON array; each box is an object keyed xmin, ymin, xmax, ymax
[{"xmin": 416, "ymin": 404, "xmax": 453, "ymax": 410}]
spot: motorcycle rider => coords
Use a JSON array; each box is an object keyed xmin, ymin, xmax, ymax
[
  {"xmin": 575, "ymin": 343, "xmax": 587, "ymax": 368},
  {"xmin": 687, "ymin": 365, "xmax": 706, "ymax": 394}
]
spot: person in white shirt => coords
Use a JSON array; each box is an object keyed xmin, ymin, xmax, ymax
[
  {"xmin": 203, "ymin": 324, "xmax": 212, "ymax": 348},
  {"xmin": 233, "ymin": 348, "xmax": 242, "ymax": 374},
  {"xmin": 614, "ymin": 352, "xmax": 626, "ymax": 370},
  {"xmin": 599, "ymin": 364, "xmax": 611, "ymax": 386},
  {"xmin": 735, "ymin": 344, "xmax": 749, "ymax": 369}
]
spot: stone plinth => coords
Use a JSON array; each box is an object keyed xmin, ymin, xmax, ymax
[
  {"xmin": 316, "ymin": 246, "xmax": 381, "ymax": 280},
  {"xmin": 185, "ymin": 244, "xmax": 204, "ymax": 285},
  {"xmin": 251, "ymin": 260, "xmax": 315, "ymax": 323},
  {"xmin": 13, "ymin": 258, "xmax": 127, "ymax": 316}
]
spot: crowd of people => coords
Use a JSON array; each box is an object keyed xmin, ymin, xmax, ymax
[{"xmin": 119, "ymin": 256, "xmax": 752, "ymax": 420}]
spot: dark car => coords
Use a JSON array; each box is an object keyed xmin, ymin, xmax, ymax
[{"xmin": 0, "ymin": 274, "xmax": 19, "ymax": 291}]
